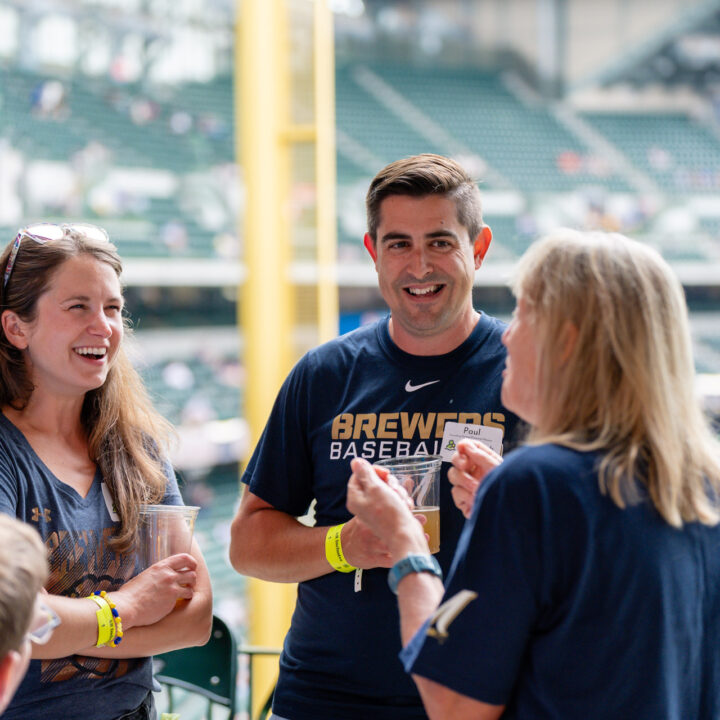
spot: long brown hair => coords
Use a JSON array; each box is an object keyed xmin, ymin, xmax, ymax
[
  {"xmin": 0, "ymin": 227, "xmax": 172, "ymax": 552},
  {"xmin": 512, "ymin": 229, "xmax": 720, "ymax": 527}
]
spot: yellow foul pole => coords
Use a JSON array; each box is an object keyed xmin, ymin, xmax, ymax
[
  {"xmin": 236, "ymin": 0, "xmax": 338, "ymax": 715},
  {"xmin": 237, "ymin": 0, "xmax": 296, "ymax": 714},
  {"xmin": 314, "ymin": 0, "xmax": 338, "ymax": 342}
]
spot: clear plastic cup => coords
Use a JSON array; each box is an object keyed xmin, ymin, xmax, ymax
[
  {"xmin": 137, "ymin": 504, "xmax": 200, "ymax": 570},
  {"xmin": 374, "ymin": 455, "xmax": 442, "ymax": 553}
]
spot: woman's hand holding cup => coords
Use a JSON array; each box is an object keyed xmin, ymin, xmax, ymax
[{"xmin": 110, "ymin": 553, "xmax": 197, "ymax": 629}]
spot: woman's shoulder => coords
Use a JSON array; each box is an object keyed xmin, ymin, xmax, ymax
[
  {"xmin": 490, "ymin": 443, "xmax": 600, "ymax": 492},
  {"xmin": 505, "ymin": 441, "xmax": 593, "ymax": 466},
  {"xmin": 0, "ymin": 412, "xmax": 27, "ymax": 456},
  {"xmin": 477, "ymin": 444, "xmax": 605, "ymax": 526}
]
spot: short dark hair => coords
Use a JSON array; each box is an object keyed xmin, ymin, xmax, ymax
[{"xmin": 365, "ymin": 154, "xmax": 484, "ymax": 242}]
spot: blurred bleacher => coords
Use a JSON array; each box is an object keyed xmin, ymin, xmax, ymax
[
  {"xmin": 581, "ymin": 111, "xmax": 720, "ymax": 194},
  {"xmin": 0, "ymin": 62, "xmax": 235, "ymax": 262},
  {"xmin": 3, "ymin": 57, "xmax": 720, "ymax": 266},
  {"xmin": 141, "ymin": 354, "xmax": 242, "ymax": 427},
  {"xmin": 3, "ymin": 47, "xmax": 720, "ymax": 356}
]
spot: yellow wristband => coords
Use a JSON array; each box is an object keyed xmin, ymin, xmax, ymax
[
  {"xmin": 96, "ymin": 590, "xmax": 123, "ymax": 646},
  {"xmin": 325, "ymin": 523, "xmax": 356, "ymax": 573},
  {"xmin": 88, "ymin": 594, "xmax": 115, "ymax": 647}
]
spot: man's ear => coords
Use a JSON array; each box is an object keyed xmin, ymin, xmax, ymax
[
  {"xmin": 363, "ymin": 233, "xmax": 378, "ymax": 264},
  {"xmin": 1, "ymin": 310, "xmax": 28, "ymax": 350},
  {"xmin": 473, "ymin": 225, "xmax": 492, "ymax": 268}
]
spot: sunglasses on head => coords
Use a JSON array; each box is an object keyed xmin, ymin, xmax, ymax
[{"xmin": 3, "ymin": 222, "xmax": 109, "ymax": 289}]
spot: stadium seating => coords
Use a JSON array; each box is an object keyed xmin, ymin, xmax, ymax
[
  {"xmin": 361, "ymin": 63, "xmax": 632, "ymax": 193},
  {"xmin": 581, "ymin": 111, "xmax": 720, "ymax": 194},
  {"xmin": 335, "ymin": 64, "xmax": 447, "ymax": 177},
  {"xmin": 140, "ymin": 355, "xmax": 241, "ymax": 426},
  {"xmin": 3, "ymin": 57, "xmax": 720, "ymax": 370}
]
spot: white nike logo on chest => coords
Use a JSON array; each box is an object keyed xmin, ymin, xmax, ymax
[{"xmin": 405, "ymin": 379, "xmax": 441, "ymax": 392}]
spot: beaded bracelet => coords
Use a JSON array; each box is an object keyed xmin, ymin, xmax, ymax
[
  {"xmin": 87, "ymin": 593, "xmax": 114, "ymax": 647},
  {"xmin": 96, "ymin": 590, "xmax": 123, "ymax": 646},
  {"xmin": 88, "ymin": 590, "xmax": 123, "ymax": 647}
]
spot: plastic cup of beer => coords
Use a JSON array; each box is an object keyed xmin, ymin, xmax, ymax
[
  {"xmin": 136, "ymin": 504, "xmax": 199, "ymax": 570},
  {"xmin": 374, "ymin": 455, "xmax": 442, "ymax": 553}
]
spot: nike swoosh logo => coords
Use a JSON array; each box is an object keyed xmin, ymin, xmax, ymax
[{"xmin": 405, "ymin": 379, "xmax": 441, "ymax": 392}]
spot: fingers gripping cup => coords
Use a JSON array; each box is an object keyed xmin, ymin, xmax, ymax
[
  {"xmin": 374, "ymin": 455, "xmax": 442, "ymax": 553},
  {"xmin": 137, "ymin": 504, "xmax": 200, "ymax": 571}
]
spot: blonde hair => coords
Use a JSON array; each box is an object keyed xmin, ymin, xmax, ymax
[
  {"xmin": 512, "ymin": 229, "xmax": 720, "ymax": 527},
  {"xmin": 0, "ymin": 227, "xmax": 173, "ymax": 552},
  {"xmin": 0, "ymin": 515, "xmax": 48, "ymax": 657}
]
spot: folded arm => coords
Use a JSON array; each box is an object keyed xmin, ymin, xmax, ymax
[{"xmin": 33, "ymin": 539, "xmax": 212, "ymax": 660}]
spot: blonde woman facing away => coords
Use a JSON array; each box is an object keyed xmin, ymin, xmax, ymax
[
  {"xmin": 0, "ymin": 223, "xmax": 212, "ymax": 720},
  {"xmin": 348, "ymin": 229, "xmax": 720, "ymax": 720}
]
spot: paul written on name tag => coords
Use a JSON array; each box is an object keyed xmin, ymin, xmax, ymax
[{"xmin": 439, "ymin": 421, "xmax": 504, "ymax": 462}]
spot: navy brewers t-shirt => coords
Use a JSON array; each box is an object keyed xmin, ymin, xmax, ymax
[{"xmin": 244, "ymin": 315, "xmax": 521, "ymax": 719}]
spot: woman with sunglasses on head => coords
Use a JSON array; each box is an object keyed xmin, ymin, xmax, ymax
[
  {"xmin": 347, "ymin": 229, "xmax": 720, "ymax": 720},
  {"xmin": 0, "ymin": 224, "xmax": 213, "ymax": 720}
]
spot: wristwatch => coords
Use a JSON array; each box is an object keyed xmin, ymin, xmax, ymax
[{"xmin": 388, "ymin": 554, "xmax": 442, "ymax": 595}]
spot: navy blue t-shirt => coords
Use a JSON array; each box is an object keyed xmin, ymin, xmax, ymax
[
  {"xmin": 244, "ymin": 315, "xmax": 521, "ymax": 720},
  {"xmin": 402, "ymin": 444, "xmax": 720, "ymax": 719},
  {"xmin": 0, "ymin": 412, "xmax": 184, "ymax": 720}
]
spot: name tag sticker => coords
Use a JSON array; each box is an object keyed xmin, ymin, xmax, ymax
[
  {"xmin": 101, "ymin": 482, "xmax": 120, "ymax": 521},
  {"xmin": 440, "ymin": 422, "xmax": 504, "ymax": 462}
]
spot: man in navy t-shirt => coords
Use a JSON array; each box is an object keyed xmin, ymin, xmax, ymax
[{"xmin": 229, "ymin": 154, "xmax": 521, "ymax": 720}]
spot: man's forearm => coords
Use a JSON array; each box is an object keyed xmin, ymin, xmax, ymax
[{"xmin": 230, "ymin": 505, "xmax": 334, "ymax": 582}]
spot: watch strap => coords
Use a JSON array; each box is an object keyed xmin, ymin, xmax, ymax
[{"xmin": 388, "ymin": 553, "xmax": 442, "ymax": 595}]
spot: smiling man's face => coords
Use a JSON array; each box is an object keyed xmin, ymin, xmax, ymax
[{"xmin": 366, "ymin": 194, "xmax": 490, "ymax": 356}]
